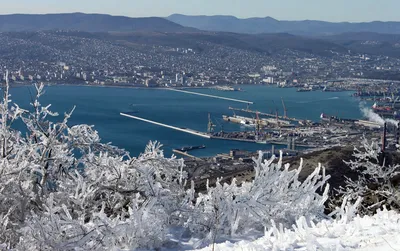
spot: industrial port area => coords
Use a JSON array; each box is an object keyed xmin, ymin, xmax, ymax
[{"xmin": 121, "ymin": 84, "xmax": 400, "ymax": 190}]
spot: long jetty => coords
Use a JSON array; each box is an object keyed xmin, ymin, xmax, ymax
[
  {"xmin": 120, "ymin": 113, "xmax": 315, "ymax": 148},
  {"xmin": 120, "ymin": 113, "xmax": 211, "ymax": 138},
  {"xmin": 172, "ymin": 149, "xmax": 203, "ymax": 161},
  {"xmin": 229, "ymin": 107, "xmax": 302, "ymax": 122},
  {"xmin": 166, "ymin": 88, "xmax": 254, "ymax": 104}
]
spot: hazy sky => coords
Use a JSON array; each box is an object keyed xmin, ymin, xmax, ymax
[{"xmin": 1, "ymin": 0, "xmax": 399, "ymax": 22}]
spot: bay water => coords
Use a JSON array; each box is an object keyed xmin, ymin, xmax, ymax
[{"xmin": 9, "ymin": 85, "xmax": 362, "ymax": 157}]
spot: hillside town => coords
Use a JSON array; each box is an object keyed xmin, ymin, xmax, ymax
[{"xmin": 1, "ymin": 31, "xmax": 400, "ymax": 91}]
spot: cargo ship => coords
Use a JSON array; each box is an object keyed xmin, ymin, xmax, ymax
[
  {"xmin": 320, "ymin": 113, "xmax": 381, "ymax": 128},
  {"xmin": 320, "ymin": 113, "xmax": 356, "ymax": 123},
  {"xmin": 223, "ymin": 115, "xmax": 293, "ymax": 127},
  {"xmin": 372, "ymin": 102, "xmax": 392, "ymax": 111},
  {"xmin": 223, "ymin": 115, "xmax": 255, "ymax": 127},
  {"xmin": 372, "ymin": 103, "xmax": 394, "ymax": 115},
  {"xmin": 372, "ymin": 103, "xmax": 400, "ymax": 118},
  {"xmin": 320, "ymin": 113, "xmax": 337, "ymax": 122},
  {"xmin": 175, "ymin": 145, "xmax": 206, "ymax": 152}
]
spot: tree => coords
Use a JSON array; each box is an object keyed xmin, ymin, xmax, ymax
[
  {"xmin": 0, "ymin": 75, "xmax": 334, "ymax": 250},
  {"xmin": 0, "ymin": 76, "xmax": 187, "ymax": 249},
  {"xmin": 184, "ymin": 153, "xmax": 330, "ymax": 248},
  {"xmin": 337, "ymin": 138, "xmax": 400, "ymax": 215}
]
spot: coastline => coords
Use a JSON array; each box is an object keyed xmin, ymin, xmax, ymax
[{"xmin": 5, "ymin": 81, "xmax": 272, "ymax": 91}]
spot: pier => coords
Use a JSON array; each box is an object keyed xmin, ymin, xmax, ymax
[
  {"xmin": 172, "ymin": 149, "xmax": 203, "ymax": 161},
  {"xmin": 229, "ymin": 107, "xmax": 303, "ymax": 122},
  {"xmin": 211, "ymin": 135, "xmax": 260, "ymax": 143},
  {"xmin": 166, "ymin": 88, "xmax": 254, "ymax": 104},
  {"xmin": 120, "ymin": 113, "xmax": 318, "ymax": 148},
  {"xmin": 120, "ymin": 113, "xmax": 211, "ymax": 138}
]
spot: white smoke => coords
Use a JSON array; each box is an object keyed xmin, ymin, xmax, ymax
[
  {"xmin": 385, "ymin": 118, "xmax": 399, "ymax": 127},
  {"xmin": 361, "ymin": 107, "xmax": 385, "ymax": 125},
  {"xmin": 360, "ymin": 103, "xmax": 399, "ymax": 127}
]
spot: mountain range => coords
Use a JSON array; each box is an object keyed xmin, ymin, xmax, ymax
[
  {"xmin": 0, "ymin": 13, "xmax": 400, "ymax": 36},
  {"xmin": 0, "ymin": 13, "xmax": 194, "ymax": 33},
  {"xmin": 1, "ymin": 13, "xmax": 400, "ymax": 58},
  {"xmin": 167, "ymin": 14, "xmax": 400, "ymax": 35}
]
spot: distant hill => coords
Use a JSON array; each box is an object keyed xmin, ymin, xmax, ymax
[
  {"xmin": 319, "ymin": 32, "xmax": 400, "ymax": 42},
  {"xmin": 106, "ymin": 30, "xmax": 400, "ymax": 58},
  {"xmin": 0, "ymin": 13, "xmax": 194, "ymax": 32},
  {"xmin": 0, "ymin": 31, "xmax": 348, "ymax": 62},
  {"xmin": 320, "ymin": 32, "xmax": 400, "ymax": 58},
  {"xmin": 104, "ymin": 31, "xmax": 347, "ymax": 56},
  {"xmin": 167, "ymin": 14, "xmax": 400, "ymax": 35}
]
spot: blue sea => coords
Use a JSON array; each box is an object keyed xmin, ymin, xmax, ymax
[{"xmin": 9, "ymin": 85, "xmax": 362, "ymax": 157}]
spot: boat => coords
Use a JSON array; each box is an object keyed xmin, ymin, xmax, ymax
[
  {"xmin": 240, "ymin": 119, "xmax": 255, "ymax": 127},
  {"xmin": 256, "ymin": 140, "xmax": 267, "ymax": 144},
  {"xmin": 320, "ymin": 113, "xmax": 331, "ymax": 122},
  {"xmin": 223, "ymin": 115, "xmax": 293, "ymax": 127},
  {"xmin": 223, "ymin": 115, "xmax": 255, "ymax": 127},
  {"xmin": 320, "ymin": 113, "xmax": 342, "ymax": 122},
  {"xmin": 211, "ymin": 86, "xmax": 242, "ymax": 91},
  {"xmin": 297, "ymin": 87, "xmax": 312, "ymax": 92},
  {"xmin": 372, "ymin": 102, "xmax": 393, "ymax": 112},
  {"xmin": 175, "ymin": 145, "xmax": 206, "ymax": 152},
  {"xmin": 372, "ymin": 103, "xmax": 400, "ymax": 118},
  {"xmin": 320, "ymin": 113, "xmax": 356, "ymax": 123},
  {"xmin": 323, "ymin": 86, "xmax": 342, "ymax": 92}
]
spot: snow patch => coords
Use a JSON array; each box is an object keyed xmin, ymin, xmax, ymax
[{"xmin": 195, "ymin": 209, "xmax": 400, "ymax": 251}]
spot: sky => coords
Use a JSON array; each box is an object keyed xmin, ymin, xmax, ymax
[{"xmin": 1, "ymin": 0, "xmax": 399, "ymax": 22}]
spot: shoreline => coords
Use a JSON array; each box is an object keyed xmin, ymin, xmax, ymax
[
  {"xmin": 5, "ymin": 81, "xmax": 270, "ymax": 90},
  {"xmin": 4, "ymin": 81, "xmax": 358, "ymax": 94}
]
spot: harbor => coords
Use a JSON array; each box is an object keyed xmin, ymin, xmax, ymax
[
  {"xmin": 24, "ymin": 84, "xmax": 395, "ymax": 158},
  {"xmin": 120, "ymin": 111, "xmax": 317, "ymax": 148},
  {"xmin": 120, "ymin": 87, "xmax": 399, "ymax": 160},
  {"xmin": 12, "ymin": 84, "xmax": 400, "ymax": 189}
]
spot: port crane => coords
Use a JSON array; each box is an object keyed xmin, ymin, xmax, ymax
[
  {"xmin": 228, "ymin": 107, "xmax": 301, "ymax": 122},
  {"xmin": 275, "ymin": 109, "xmax": 280, "ymax": 128},
  {"xmin": 255, "ymin": 111, "xmax": 263, "ymax": 141},
  {"xmin": 272, "ymin": 100, "xmax": 280, "ymax": 128},
  {"xmin": 392, "ymin": 96, "xmax": 400, "ymax": 108},
  {"xmin": 207, "ymin": 113, "xmax": 216, "ymax": 133},
  {"xmin": 281, "ymin": 97, "xmax": 288, "ymax": 118},
  {"xmin": 246, "ymin": 103, "xmax": 250, "ymax": 111},
  {"xmin": 211, "ymin": 115, "xmax": 225, "ymax": 133}
]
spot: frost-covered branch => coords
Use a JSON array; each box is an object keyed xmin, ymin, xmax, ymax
[
  {"xmin": 184, "ymin": 151, "xmax": 330, "ymax": 248},
  {"xmin": 0, "ymin": 79, "xmax": 354, "ymax": 250},
  {"xmin": 337, "ymin": 137, "xmax": 400, "ymax": 214}
]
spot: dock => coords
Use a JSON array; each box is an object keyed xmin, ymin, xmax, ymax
[
  {"xmin": 120, "ymin": 113, "xmax": 315, "ymax": 148},
  {"xmin": 223, "ymin": 115, "xmax": 294, "ymax": 127},
  {"xmin": 172, "ymin": 149, "xmax": 203, "ymax": 161},
  {"xmin": 229, "ymin": 107, "xmax": 303, "ymax": 122},
  {"xmin": 120, "ymin": 113, "xmax": 211, "ymax": 138},
  {"xmin": 166, "ymin": 88, "xmax": 254, "ymax": 104},
  {"xmin": 210, "ymin": 136, "xmax": 259, "ymax": 143}
]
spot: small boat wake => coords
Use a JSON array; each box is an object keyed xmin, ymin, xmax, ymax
[{"xmin": 124, "ymin": 103, "xmax": 143, "ymax": 114}]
